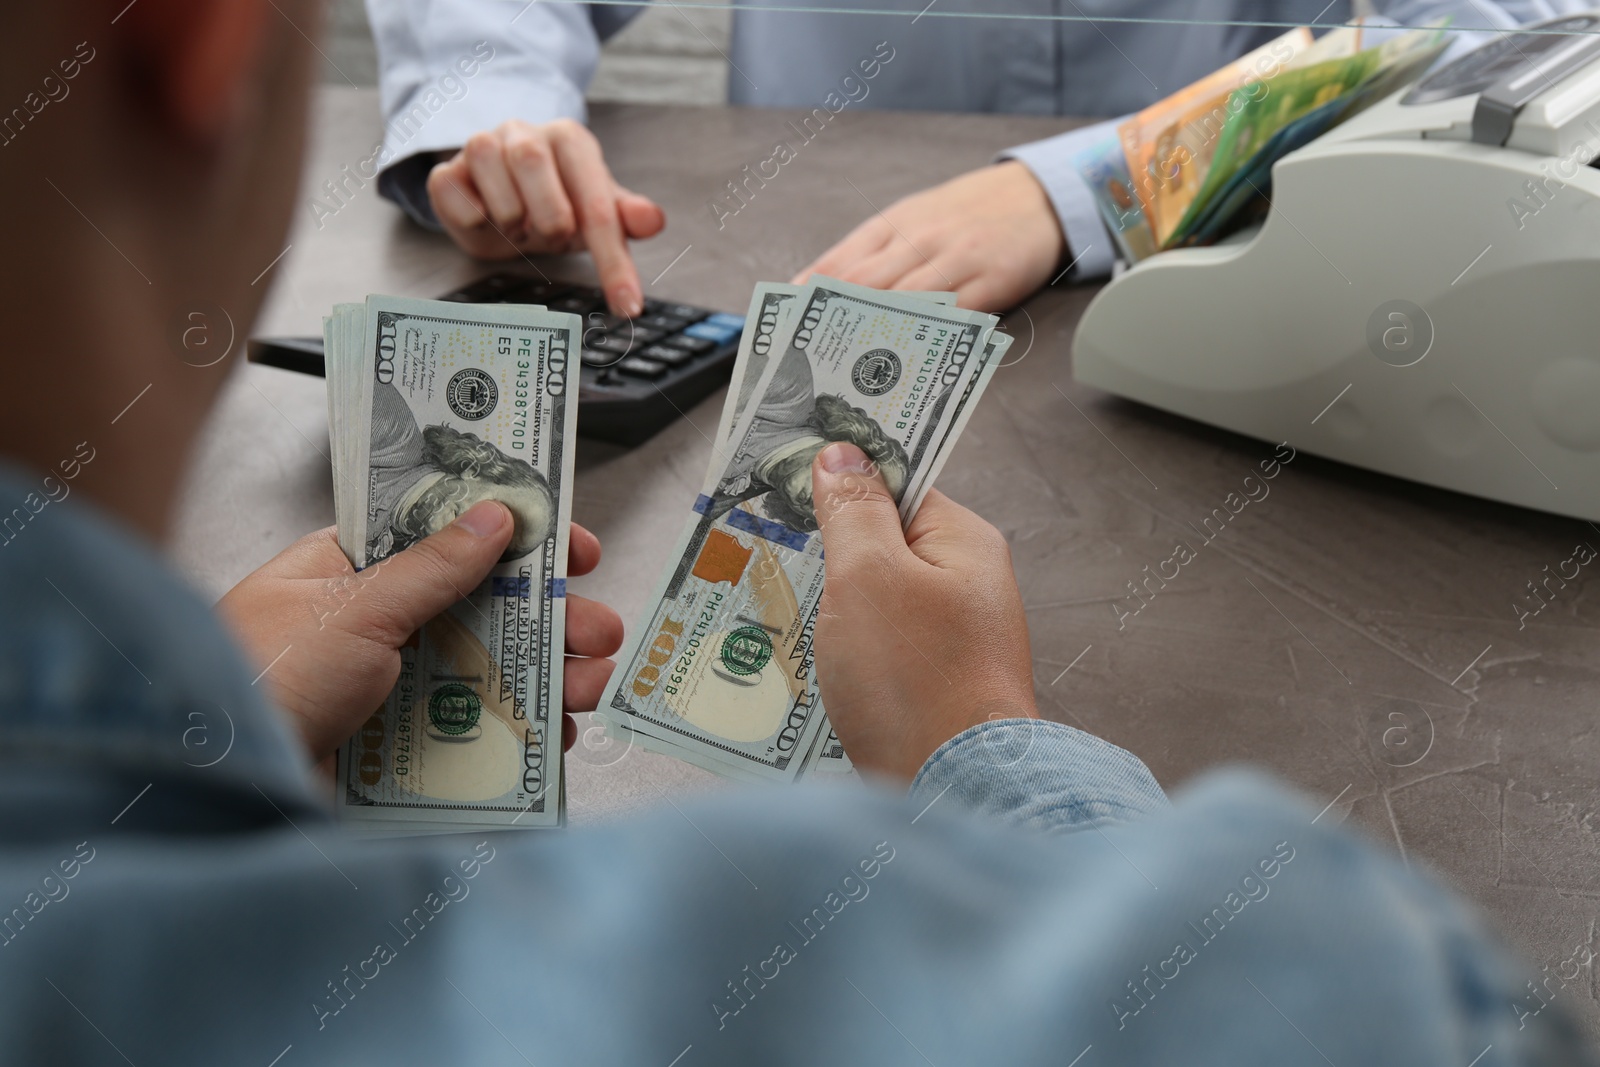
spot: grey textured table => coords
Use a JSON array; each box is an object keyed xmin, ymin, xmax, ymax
[{"xmin": 175, "ymin": 88, "xmax": 1598, "ymax": 1030}]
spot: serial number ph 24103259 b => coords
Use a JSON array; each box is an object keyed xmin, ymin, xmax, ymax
[{"xmin": 896, "ymin": 324, "xmax": 949, "ymax": 431}]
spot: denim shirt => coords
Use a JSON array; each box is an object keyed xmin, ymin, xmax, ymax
[{"xmin": 0, "ymin": 466, "xmax": 1582, "ymax": 1065}]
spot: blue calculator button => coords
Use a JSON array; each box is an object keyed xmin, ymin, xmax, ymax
[
  {"xmin": 685, "ymin": 319, "xmax": 740, "ymax": 344},
  {"xmin": 705, "ymin": 312, "xmax": 744, "ymax": 330}
]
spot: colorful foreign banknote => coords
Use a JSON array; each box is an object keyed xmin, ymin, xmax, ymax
[{"xmin": 1117, "ymin": 27, "xmax": 1311, "ymax": 244}]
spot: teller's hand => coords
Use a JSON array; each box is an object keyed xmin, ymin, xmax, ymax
[
  {"xmin": 427, "ymin": 118, "xmax": 666, "ymax": 318},
  {"xmin": 794, "ymin": 161, "xmax": 1065, "ymax": 312}
]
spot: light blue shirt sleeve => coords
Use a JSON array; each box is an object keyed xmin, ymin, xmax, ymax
[
  {"xmin": 911, "ymin": 718, "xmax": 1169, "ymax": 832},
  {"xmin": 366, "ymin": 0, "xmax": 643, "ymax": 226},
  {"xmin": 1000, "ymin": 117, "xmax": 1125, "ymax": 284}
]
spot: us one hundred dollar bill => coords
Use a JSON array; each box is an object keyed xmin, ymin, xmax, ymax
[
  {"xmin": 598, "ymin": 281, "xmax": 1002, "ymax": 782},
  {"xmin": 717, "ymin": 281, "xmax": 958, "ymax": 449},
  {"xmin": 326, "ymin": 295, "xmax": 580, "ymax": 831},
  {"xmin": 715, "ymin": 280, "xmax": 964, "ymax": 778}
]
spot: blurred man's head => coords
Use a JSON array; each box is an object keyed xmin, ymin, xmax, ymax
[{"xmin": 0, "ymin": 1, "xmax": 316, "ymax": 539}]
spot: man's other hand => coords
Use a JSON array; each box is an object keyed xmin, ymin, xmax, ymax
[
  {"xmin": 794, "ymin": 161, "xmax": 1064, "ymax": 313},
  {"xmin": 218, "ymin": 501, "xmax": 624, "ymax": 767},
  {"xmin": 427, "ymin": 119, "xmax": 666, "ymax": 318},
  {"xmin": 809, "ymin": 443, "xmax": 1039, "ymax": 782}
]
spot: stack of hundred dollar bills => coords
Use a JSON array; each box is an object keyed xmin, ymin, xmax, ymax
[
  {"xmin": 325, "ymin": 295, "xmax": 580, "ymax": 832},
  {"xmin": 597, "ymin": 278, "xmax": 1010, "ymax": 782}
]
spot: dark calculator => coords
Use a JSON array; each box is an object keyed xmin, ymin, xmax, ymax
[{"xmin": 246, "ymin": 272, "xmax": 744, "ymax": 447}]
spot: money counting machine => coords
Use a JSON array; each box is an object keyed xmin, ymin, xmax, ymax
[{"xmin": 1073, "ymin": 15, "xmax": 1600, "ymax": 521}]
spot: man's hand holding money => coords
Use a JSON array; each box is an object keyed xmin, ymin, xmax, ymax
[
  {"xmin": 810, "ymin": 441, "xmax": 1041, "ymax": 783},
  {"xmin": 220, "ymin": 501, "xmax": 624, "ymax": 766}
]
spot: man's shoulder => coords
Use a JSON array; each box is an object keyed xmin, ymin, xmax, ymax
[{"xmin": 0, "ymin": 464, "xmax": 317, "ymax": 813}]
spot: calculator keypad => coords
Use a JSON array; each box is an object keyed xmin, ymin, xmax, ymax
[{"xmin": 435, "ymin": 273, "xmax": 741, "ymax": 419}]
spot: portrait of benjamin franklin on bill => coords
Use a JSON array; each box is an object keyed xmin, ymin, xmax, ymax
[
  {"xmin": 705, "ymin": 342, "xmax": 909, "ymax": 533},
  {"xmin": 364, "ymin": 381, "xmax": 554, "ymax": 563}
]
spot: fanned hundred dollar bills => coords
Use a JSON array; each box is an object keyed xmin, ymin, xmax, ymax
[
  {"xmin": 598, "ymin": 279, "xmax": 1008, "ymax": 782},
  {"xmin": 325, "ymin": 295, "xmax": 580, "ymax": 832}
]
